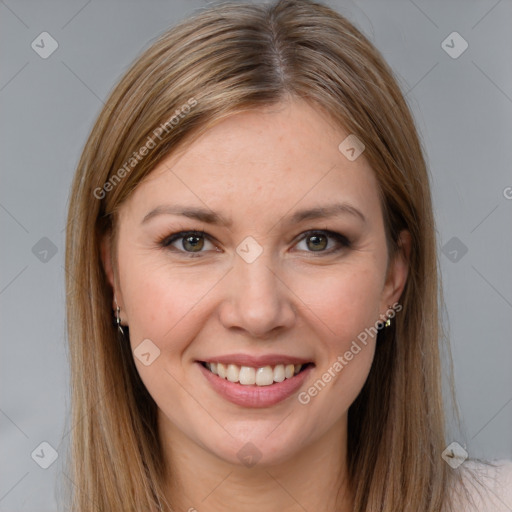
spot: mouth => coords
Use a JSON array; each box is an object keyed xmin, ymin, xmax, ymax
[
  {"xmin": 196, "ymin": 358, "xmax": 315, "ymax": 408},
  {"xmin": 200, "ymin": 361, "xmax": 314, "ymax": 386}
]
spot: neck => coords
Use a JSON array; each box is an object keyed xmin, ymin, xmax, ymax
[{"xmin": 158, "ymin": 414, "xmax": 353, "ymax": 512}]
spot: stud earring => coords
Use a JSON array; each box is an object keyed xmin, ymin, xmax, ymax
[
  {"xmin": 377, "ymin": 318, "xmax": 390, "ymax": 330},
  {"xmin": 384, "ymin": 304, "xmax": 393, "ymax": 328},
  {"xmin": 377, "ymin": 306, "xmax": 393, "ymax": 330}
]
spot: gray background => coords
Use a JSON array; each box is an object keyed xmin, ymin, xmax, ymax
[{"xmin": 1, "ymin": 0, "xmax": 511, "ymax": 510}]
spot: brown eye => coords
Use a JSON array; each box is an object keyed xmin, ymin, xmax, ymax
[
  {"xmin": 295, "ymin": 230, "xmax": 351, "ymax": 254},
  {"xmin": 306, "ymin": 233, "xmax": 328, "ymax": 251},
  {"xmin": 161, "ymin": 230, "xmax": 215, "ymax": 255},
  {"xmin": 182, "ymin": 234, "xmax": 204, "ymax": 252}
]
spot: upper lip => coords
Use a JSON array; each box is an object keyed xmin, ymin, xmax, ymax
[{"xmin": 199, "ymin": 354, "xmax": 313, "ymax": 367}]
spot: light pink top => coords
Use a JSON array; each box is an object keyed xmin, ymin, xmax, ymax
[{"xmin": 453, "ymin": 459, "xmax": 512, "ymax": 511}]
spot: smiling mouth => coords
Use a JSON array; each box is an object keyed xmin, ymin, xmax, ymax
[{"xmin": 200, "ymin": 361, "xmax": 313, "ymax": 386}]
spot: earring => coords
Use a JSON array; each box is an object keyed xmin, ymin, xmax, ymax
[
  {"xmin": 377, "ymin": 318, "xmax": 390, "ymax": 330},
  {"xmin": 114, "ymin": 296, "xmax": 124, "ymax": 336},
  {"xmin": 384, "ymin": 304, "xmax": 393, "ymax": 328},
  {"xmin": 377, "ymin": 307, "xmax": 392, "ymax": 330}
]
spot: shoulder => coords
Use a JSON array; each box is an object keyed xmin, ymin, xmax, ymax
[{"xmin": 450, "ymin": 459, "xmax": 512, "ymax": 512}]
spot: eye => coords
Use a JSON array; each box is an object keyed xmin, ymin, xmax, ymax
[
  {"xmin": 294, "ymin": 230, "xmax": 351, "ymax": 254},
  {"xmin": 159, "ymin": 228, "xmax": 351, "ymax": 257},
  {"xmin": 160, "ymin": 230, "xmax": 217, "ymax": 255}
]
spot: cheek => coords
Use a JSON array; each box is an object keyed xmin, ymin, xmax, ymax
[
  {"xmin": 118, "ymin": 253, "xmax": 225, "ymax": 353},
  {"xmin": 118, "ymin": 259, "xmax": 225, "ymax": 422},
  {"xmin": 123, "ymin": 266, "xmax": 216, "ymax": 349},
  {"xmin": 292, "ymin": 264, "xmax": 383, "ymax": 411},
  {"xmin": 293, "ymin": 262, "xmax": 384, "ymax": 346}
]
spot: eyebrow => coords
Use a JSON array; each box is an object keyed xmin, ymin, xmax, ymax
[
  {"xmin": 142, "ymin": 205, "xmax": 232, "ymax": 226},
  {"xmin": 288, "ymin": 203, "xmax": 366, "ymax": 224},
  {"xmin": 141, "ymin": 202, "xmax": 366, "ymax": 226}
]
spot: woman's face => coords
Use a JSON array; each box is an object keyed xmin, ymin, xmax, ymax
[{"xmin": 103, "ymin": 99, "xmax": 409, "ymax": 468}]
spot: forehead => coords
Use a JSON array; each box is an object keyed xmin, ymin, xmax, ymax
[{"xmin": 120, "ymin": 99, "xmax": 382, "ymax": 227}]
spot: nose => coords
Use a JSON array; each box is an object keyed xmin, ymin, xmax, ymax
[{"xmin": 218, "ymin": 250, "xmax": 297, "ymax": 339}]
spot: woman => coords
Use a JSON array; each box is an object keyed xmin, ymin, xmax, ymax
[{"xmin": 63, "ymin": 0, "xmax": 512, "ymax": 510}]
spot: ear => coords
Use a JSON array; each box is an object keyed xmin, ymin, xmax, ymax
[
  {"xmin": 100, "ymin": 233, "xmax": 117, "ymax": 310},
  {"xmin": 380, "ymin": 229, "xmax": 411, "ymax": 309}
]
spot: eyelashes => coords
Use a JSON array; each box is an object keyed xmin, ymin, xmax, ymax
[{"xmin": 158, "ymin": 229, "xmax": 352, "ymax": 258}]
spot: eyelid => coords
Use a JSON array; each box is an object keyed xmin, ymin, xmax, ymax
[
  {"xmin": 291, "ymin": 229, "xmax": 351, "ymax": 253},
  {"xmin": 160, "ymin": 230, "xmax": 216, "ymax": 250}
]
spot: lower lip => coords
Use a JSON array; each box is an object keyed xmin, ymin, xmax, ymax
[{"xmin": 197, "ymin": 362, "xmax": 313, "ymax": 408}]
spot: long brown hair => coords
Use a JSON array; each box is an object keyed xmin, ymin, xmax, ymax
[{"xmin": 63, "ymin": 1, "xmax": 470, "ymax": 510}]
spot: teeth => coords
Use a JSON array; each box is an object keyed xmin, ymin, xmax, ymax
[
  {"xmin": 217, "ymin": 362, "xmax": 226, "ymax": 379},
  {"xmin": 255, "ymin": 366, "xmax": 274, "ymax": 386},
  {"xmin": 226, "ymin": 364, "xmax": 239, "ymax": 383},
  {"xmin": 205, "ymin": 362, "xmax": 304, "ymax": 386},
  {"xmin": 273, "ymin": 364, "xmax": 285, "ymax": 383},
  {"xmin": 239, "ymin": 366, "xmax": 256, "ymax": 385}
]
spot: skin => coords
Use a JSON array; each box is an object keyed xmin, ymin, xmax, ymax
[{"xmin": 102, "ymin": 98, "xmax": 410, "ymax": 512}]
